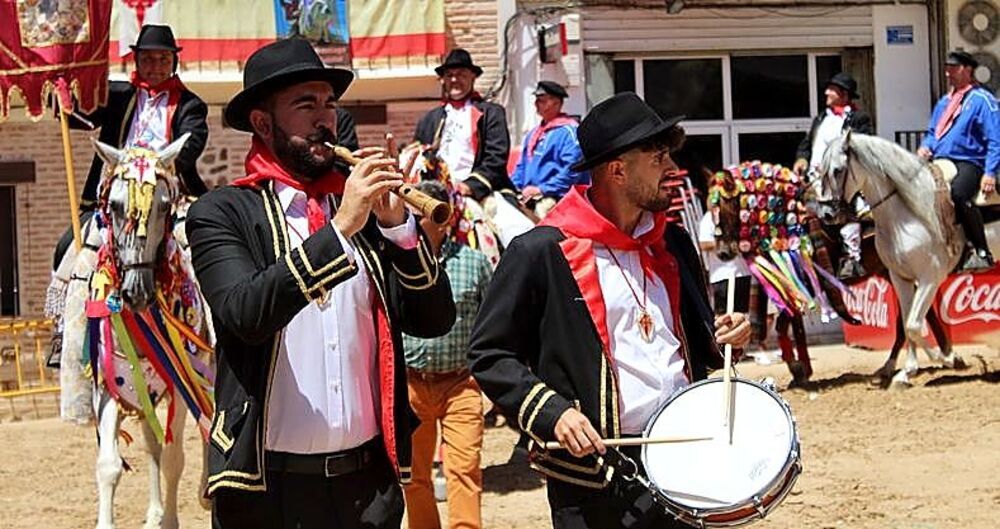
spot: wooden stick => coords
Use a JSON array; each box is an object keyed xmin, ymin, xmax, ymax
[
  {"xmin": 58, "ymin": 99, "xmax": 83, "ymax": 250},
  {"xmin": 722, "ymin": 271, "xmax": 736, "ymax": 443},
  {"xmin": 543, "ymin": 435, "xmax": 714, "ymax": 450}
]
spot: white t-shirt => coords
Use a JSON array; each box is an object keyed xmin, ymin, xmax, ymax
[
  {"xmin": 698, "ymin": 212, "xmax": 750, "ymax": 284},
  {"xmin": 809, "ymin": 107, "xmax": 849, "ymax": 170}
]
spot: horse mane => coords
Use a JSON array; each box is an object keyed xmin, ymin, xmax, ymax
[{"xmin": 847, "ymin": 133, "xmax": 946, "ymax": 242}]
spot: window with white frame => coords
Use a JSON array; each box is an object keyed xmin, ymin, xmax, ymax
[{"xmin": 613, "ymin": 53, "xmax": 843, "ymax": 177}]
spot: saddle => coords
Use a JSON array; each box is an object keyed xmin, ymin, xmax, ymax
[{"xmin": 931, "ymin": 159, "xmax": 1000, "ymax": 207}]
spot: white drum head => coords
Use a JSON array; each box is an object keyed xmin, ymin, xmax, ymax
[{"xmin": 642, "ymin": 378, "xmax": 796, "ymax": 511}]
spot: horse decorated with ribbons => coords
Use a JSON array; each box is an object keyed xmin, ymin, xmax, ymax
[
  {"xmin": 817, "ymin": 130, "xmax": 999, "ymax": 387},
  {"xmin": 708, "ymin": 161, "xmax": 855, "ymax": 384},
  {"xmin": 49, "ymin": 134, "xmax": 215, "ymax": 529}
]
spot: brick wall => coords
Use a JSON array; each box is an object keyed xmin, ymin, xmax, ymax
[
  {"xmin": 445, "ymin": 0, "xmax": 502, "ymax": 94},
  {"xmin": 2, "ymin": 99, "xmax": 436, "ymax": 318}
]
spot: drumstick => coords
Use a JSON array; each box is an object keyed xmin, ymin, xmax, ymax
[
  {"xmin": 722, "ymin": 271, "xmax": 736, "ymax": 444},
  {"xmin": 542, "ymin": 435, "xmax": 714, "ymax": 450}
]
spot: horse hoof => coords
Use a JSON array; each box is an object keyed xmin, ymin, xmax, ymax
[
  {"xmin": 943, "ymin": 355, "xmax": 968, "ymax": 370},
  {"xmin": 889, "ymin": 376, "xmax": 912, "ymax": 390}
]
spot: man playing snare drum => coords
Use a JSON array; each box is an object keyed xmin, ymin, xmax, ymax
[{"xmin": 469, "ymin": 92, "xmax": 752, "ymax": 529}]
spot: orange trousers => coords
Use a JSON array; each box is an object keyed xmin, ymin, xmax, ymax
[{"xmin": 404, "ymin": 370, "xmax": 484, "ymax": 529}]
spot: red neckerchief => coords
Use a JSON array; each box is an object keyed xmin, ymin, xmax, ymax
[
  {"xmin": 232, "ymin": 137, "xmax": 346, "ymax": 233},
  {"xmin": 130, "ymin": 71, "xmax": 185, "ymax": 97},
  {"xmin": 830, "ymin": 104, "xmax": 849, "ymax": 117},
  {"xmin": 130, "ymin": 71, "xmax": 185, "ymax": 140},
  {"xmin": 542, "ymin": 186, "xmax": 670, "ymax": 279},
  {"xmin": 442, "ymin": 91, "xmax": 483, "ymax": 109},
  {"xmin": 935, "ymin": 83, "xmax": 975, "ymax": 139},
  {"xmin": 526, "ymin": 114, "xmax": 577, "ymax": 159}
]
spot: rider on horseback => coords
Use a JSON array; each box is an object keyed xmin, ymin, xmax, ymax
[
  {"xmin": 70, "ymin": 25, "xmax": 209, "ymax": 212},
  {"xmin": 918, "ymin": 50, "xmax": 999, "ymax": 272},
  {"xmin": 793, "ymin": 72, "xmax": 874, "ymax": 280}
]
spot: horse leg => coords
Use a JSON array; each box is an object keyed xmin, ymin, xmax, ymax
[
  {"xmin": 159, "ymin": 396, "xmax": 187, "ymax": 529},
  {"xmin": 95, "ymin": 391, "xmax": 123, "ymax": 529},
  {"xmin": 927, "ymin": 305, "xmax": 964, "ymax": 368},
  {"xmin": 887, "ymin": 272, "xmax": 917, "ymax": 388},
  {"xmin": 140, "ymin": 415, "xmax": 164, "ymax": 529},
  {"xmin": 776, "ymin": 313, "xmax": 805, "ymax": 385},
  {"xmin": 880, "ymin": 307, "xmax": 906, "ymax": 382},
  {"xmin": 791, "ymin": 315, "xmax": 812, "ymax": 380},
  {"xmin": 908, "ymin": 281, "xmax": 953, "ymax": 368}
]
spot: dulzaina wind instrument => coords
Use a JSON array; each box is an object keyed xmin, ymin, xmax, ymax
[{"xmin": 324, "ymin": 141, "xmax": 453, "ymax": 225}]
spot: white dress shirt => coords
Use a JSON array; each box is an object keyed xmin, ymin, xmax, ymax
[
  {"xmin": 809, "ymin": 107, "xmax": 850, "ymax": 170},
  {"xmin": 125, "ymin": 89, "xmax": 170, "ymax": 151},
  {"xmin": 594, "ymin": 212, "xmax": 688, "ymax": 434},
  {"xmin": 438, "ymin": 101, "xmax": 476, "ymax": 185},
  {"xmin": 265, "ymin": 182, "xmax": 418, "ymax": 454}
]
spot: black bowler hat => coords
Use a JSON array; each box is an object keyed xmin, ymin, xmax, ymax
[
  {"xmin": 130, "ymin": 25, "xmax": 182, "ymax": 52},
  {"xmin": 435, "ymin": 48, "xmax": 483, "ymax": 77},
  {"xmin": 224, "ymin": 39, "xmax": 354, "ymax": 133},
  {"xmin": 571, "ymin": 92, "xmax": 684, "ymax": 172},
  {"xmin": 533, "ymin": 80, "xmax": 568, "ymax": 99},
  {"xmin": 946, "ymin": 50, "xmax": 978, "ymax": 68},
  {"xmin": 826, "ymin": 72, "xmax": 860, "ymax": 100}
]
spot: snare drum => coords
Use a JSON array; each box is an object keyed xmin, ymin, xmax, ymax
[{"xmin": 641, "ymin": 377, "xmax": 801, "ymax": 527}]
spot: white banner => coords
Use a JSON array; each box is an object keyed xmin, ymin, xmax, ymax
[{"xmin": 116, "ymin": 0, "xmax": 164, "ymax": 57}]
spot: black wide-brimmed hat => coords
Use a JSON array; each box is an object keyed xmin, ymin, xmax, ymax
[
  {"xmin": 571, "ymin": 92, "xmax": 684, "ymax": 172},
  {"xmin": 224, "ymin": 39, "xmax": 354, "ymax": 133},
  {"xmin": 946, "ymin": 49, "xmax": 978, "ymax": 68},
  {"xmin": 826, "ymin": 72, "xmax": 860, "ymax": 100},
  {"xmin": 533, "ymin": 80, "xmax": 568, "ymax": 99},
  {"xmin": 435, "ymin": 48, "xmax": 483, "ymax": 77},
  {"xmin": 130, "ymin": 24, "xmax": 182, "ymax": 52}
]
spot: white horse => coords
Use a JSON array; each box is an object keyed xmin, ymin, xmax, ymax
[
  {"xmin": 816, "ymin": 130, "xmax": 999, "ymax": 386},
  {"xmin": 53, "ymin": 134, "xmax": 214, "ymax": 529}
]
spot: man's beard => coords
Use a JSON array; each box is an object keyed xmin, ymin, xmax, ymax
[{"xmin": 273, "ymin": 124, "xmax": 337, "ymax": 181}]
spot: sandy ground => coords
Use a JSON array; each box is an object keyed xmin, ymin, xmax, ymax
[{"xmin": 1, "ymin": 343, "xmax": 998, "ymax": 529}]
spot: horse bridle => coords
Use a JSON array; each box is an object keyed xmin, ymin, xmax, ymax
[
  {"xmin": 836, "ymin": 144, "xmax": 898, "ymax": 213},
  {"xmin": 98, "ymin": 152, "xmax": 179, "ymax": 272}
]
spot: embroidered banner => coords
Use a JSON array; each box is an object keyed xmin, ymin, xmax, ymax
[{"xmin": 0, "ymin": 0, "xmax": 112, "ymax": 120}]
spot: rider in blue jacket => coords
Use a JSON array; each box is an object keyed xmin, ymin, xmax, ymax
[{"xmin": 919, "ymin": 50, "xmax": 999, "ymax": 271}]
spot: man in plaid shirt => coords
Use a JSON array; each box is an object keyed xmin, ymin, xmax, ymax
[{"xmin": 402, "ymin": 181, "xmax": 493, "ymax": 529}]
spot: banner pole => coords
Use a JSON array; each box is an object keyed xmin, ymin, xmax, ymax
[{"xmin": 57, "ymin": 97, "xmax": 83, "ymax": 250}]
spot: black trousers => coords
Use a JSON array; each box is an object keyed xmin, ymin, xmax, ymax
[
  {"xmin": 949, "ymin": 160, "xmax": 990, "ymax": 251},
  {"xmin": 212, "ymin": 449, "xmax": 404, "ymax": 529},
  {"xmin": 546, "ymin": 447, "xmax": 690, "ymax": 529}
]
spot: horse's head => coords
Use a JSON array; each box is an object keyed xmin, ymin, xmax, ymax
[
  {"xmin": 93, "ymin": 134, "xmax": 188, "ymax": 311},
  {"xmin": 814, "ymin": 129, "xmax": 859, "ymax": 225},
  {"xmin": 708, "ymin": 169, "xmax": 743, "ymax": 260}
]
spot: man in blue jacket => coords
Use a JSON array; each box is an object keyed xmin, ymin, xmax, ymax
[
  {"xmin": 919, "ymin": 50, "xmax": 999, "ymax": 271},
  {"xmin": 512, "ymin": 81, "xmax": 587, "ymax": 215}
]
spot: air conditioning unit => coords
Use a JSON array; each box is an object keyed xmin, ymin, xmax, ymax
[{"xmin": 949, "ymin": 0, "xmax": 999, "ymax": 93}]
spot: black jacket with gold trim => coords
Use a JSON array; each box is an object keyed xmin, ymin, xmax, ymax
[
  {"xmin": 414, "ymin": 100, "xmax": 514, "ymax": 201},
  {"xmin": 469, "ymin": 224, "xmax": 722, "ymax": 489},
  {"xmin": 72, "ymin": 80, "xmax": 209, "ymax": 205},
  {"xmin": 186, "ymin": 182, "xmax": 455, "ymax": 496}
]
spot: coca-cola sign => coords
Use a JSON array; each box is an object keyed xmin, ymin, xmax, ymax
[
  {"xmin": 843, "ymin": 266, "xmax": 1000, "ymax": 349},
  {"xmin": 845, "ymin": 277, "xmax": 891, "ymax": 328},
  {"xmin": 938, "ymin": 274, "xmax": 1000, "ymax": 325}
]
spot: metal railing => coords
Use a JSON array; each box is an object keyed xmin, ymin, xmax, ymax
[
  {"xmin": 894, "ymin": 130, "xmax": 926, "ymax": 153},
  {"xmin": 0, "ymin": 319, "xmax": 59, "ymax": 400}
]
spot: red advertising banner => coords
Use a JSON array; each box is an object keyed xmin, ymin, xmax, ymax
[
  {"xmin": 0, "ymin": 0, "xmax": 112, "ymax": 121},
  {"xmin": 842, "ymin": 265, "xmax": 1000, "ymax": 349}
]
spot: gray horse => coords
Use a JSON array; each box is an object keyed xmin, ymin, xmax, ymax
[{"xmin": 816, "ymin": 130, "xmax": 999, "ymax": 386}]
